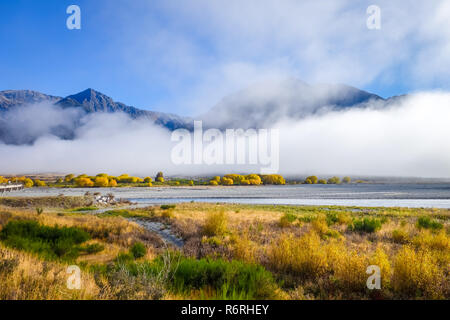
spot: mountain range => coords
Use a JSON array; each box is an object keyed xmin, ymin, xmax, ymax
[{"xmin": 0, "ymin": 79, "xmax": 397, "ymax": 145}]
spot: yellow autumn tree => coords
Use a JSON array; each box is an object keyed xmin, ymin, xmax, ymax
[
  {"xmin": 305, "ymin": 176, "xmax": 318, "ymax": 184},
  {"xmin": 261, "ymin": 174, "xmax": 286, "ymax": 185},
  {"xmin": 245, "ymin": 174, "xmax": 262, "ymax": 185},
  {"xmin": 64, "ymin": 174, "xmax": 75, "ymax": 183},
  {"xmin": 75, "ymin": 177, "xmax": 94, "ymax": 187},
  {"xmin": 109, "ymin": 179, "xmax": 118, "ymax": 187},
  {"xmin": 224, "ymin": 174, "xmax": 245, "ymax": 184},
  {"xmin": 327, "ymin": 176, "xmax": 341, "ymax": 184},
  {"xmin": 23, "ymin": 178, "xmax": 34, "ymax": 188},
  {"xmin": 221, "ymin": 177, "xmax": 234, "ymax": 185},
  {"xmin": 94, "ymin": 177, "xmax": 109, "ymax": 187},
  {"xmin": 343, "ymin": 176, "xmax": 351, "ymax": 184},
  {"xmin": 34, "ymin": 180, "xmax": 47, "ymax": 187}
]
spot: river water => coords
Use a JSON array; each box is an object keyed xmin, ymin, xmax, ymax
[{"xmin": 3, "ymin": 183, "xmax": 450, "ymax": 208}]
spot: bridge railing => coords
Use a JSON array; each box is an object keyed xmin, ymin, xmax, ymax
[{"xmin": 0, "ymin": 183, "xmax": 25, "ymax": 192}]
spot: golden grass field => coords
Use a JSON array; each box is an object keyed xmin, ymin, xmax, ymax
[{"xmin": 0, "ymin": 196, "xmax": 448, "ymax": 300}]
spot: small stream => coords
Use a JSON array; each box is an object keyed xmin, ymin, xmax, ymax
[
  {"xmin": 73, "ymin": 205, "xmax": 185, "ymax": 248},
  {"xmin": 129, "ymin": 218, "xmax": 184, "ymax": 248}
]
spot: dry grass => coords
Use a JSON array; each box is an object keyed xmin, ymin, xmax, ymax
[
  {"xmin": 165, "ymin": 203, "xmax": 449, "ymax": 299},
  {"xmin": 392, "ymin": 246, "xmax": 446, "ymax": 299},
  {"xmin": 0, "ymin": 244, "xmax": 99, "ymax": 300},
  {"xmin": 0, "ymin": 206, "xmax": 164, "ymax": 264},
  {"xmin": 0, "ymin": 200, "xmax": 449, "ymax": 300},
  {"xmin": 0, "ymin": 196, "xmax": 94, "ymax": 209}
]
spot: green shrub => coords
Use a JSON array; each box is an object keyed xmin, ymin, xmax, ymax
[
  {"xmin": 160, "ymin": 204, "xmax": 176, "ymax": 210},
  {"xmin": 326, "ymin": 211, "xmax": 351, "ymax": 225},
  {"xmin": 130, "ymin": 242, "xmax": 147, "ymax": 259},
  {"xmin": 0, "ymin": 220, "xmax": 90, "ymax": 261},
  {"xmin": 325, "ymin": 212, "xmax": 339, "ymax": 225},
  {"xmin": 349, "ymin": 217, "xmax": 383, "ymax": 233},
  {"xmin": 298, "ymin": 214, "xmax": 317, "ymax": 223},
  {"xmin": 417, "ymin": 216, "xmax": 443, "ymax": 231},
  {"xmin": 116, "ymin": 252, "xmax": 134, "ymax": 263},
  {"xmin": 162, "ymin": 257, "xmax": 278, "ymax": 299},
  {"xmin": 81, "ymin": 243, "xmax": 105, "ymax": 254},
  {"xmin": 114, "ymin": 253, "xmax": 279, "ymax": 299}
]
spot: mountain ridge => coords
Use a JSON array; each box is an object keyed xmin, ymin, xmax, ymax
[
  {"xmin": 201, "ymin": 79, "xmax": 385, "ymax": 129},
  {"xmin": 0, "ymin": 79, "xmax": 399, "ymax": 145}
]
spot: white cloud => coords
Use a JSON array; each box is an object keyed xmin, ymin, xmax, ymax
[
  {"xmin": 1, "ymin": 92, "xmax": 450, "ymax": 178},
  {"xmin": 106, "ymin": 0, "xmax": 450, "ymax": 113},
  {"xmin": 278, "ymin": 92, "xmax": 450, "ymax": 177}
]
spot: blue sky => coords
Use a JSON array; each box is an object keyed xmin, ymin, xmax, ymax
[{"xmin": 1, "ymin": 0, "xmax": 449, "ymax": 116}]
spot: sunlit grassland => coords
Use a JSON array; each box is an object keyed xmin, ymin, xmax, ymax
[{"xmin": 0, "ymin": 199, "xmax": 448, "ymax": 300}]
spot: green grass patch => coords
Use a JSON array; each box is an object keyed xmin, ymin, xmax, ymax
[
  {"xmin": 417, "ymin": 216, "xmax": 443, "ymax": 231},
  {"xmin": 0, "ymin": 220, "xmax": 91, "ymax": 261},
  {"xmin": 120, "ymin": 255, "xmax": 278, "ymax": 300},
  {"xmin": 279, "ymin": 213, "xmax": 297, "ymax": 227},
  {"xmin": 99, "ymin": 209, "xmax": 134, "ymax": 218},
  {"xmin": 160, "ymin": 204, "xmax": 176, "ymax": 210},
  {"xmin": 349, "ymin": 217, "xmax": 383, "ymax": 233},
  {"xmin": 80, "ymin": 243, "xmax": 105, "ymax": 254},
  {"xmin": 130, "ymin": 242, "xmax": 147, "ymax": 259},
  {"xmin": 70, "ymin": 206, "xmax": 98, "ymax": 212}
]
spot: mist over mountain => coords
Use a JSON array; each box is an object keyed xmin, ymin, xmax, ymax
[
  {"xmin": 1, "ymin": 86, "xmax": 450, "ymax": 178},
  {"xmin": 201, "ymin": 78, "xmax": 386, "ymax": 129},
  {"xmin": 0, "ymin": 80, "xmax": 393, "ymax": 145},
  {"xmin": 0, "ymin": 88, "xmax": 192, "ymax": 145},
  {"xmin": 56, "ymin": 89, "xmax": 191, "ymax": 130}
]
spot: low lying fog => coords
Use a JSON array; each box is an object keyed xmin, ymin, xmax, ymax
[{"xmin": 1, "ymin": 92, "xmax": 449, "ymax": 178}]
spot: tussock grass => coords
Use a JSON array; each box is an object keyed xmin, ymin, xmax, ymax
[
  {"xmin": 392, "ymin": 246, "xmax": 446, "ymax": 299},
  {"xmin": 202, "ymin": 210, "xmax": 228, "ymax": 237},
  {"xmin": 1, "ymin": 201, "xmax": 449, "ymax": 300},
  {"xmin": 0, "ymin": 244, "xmax": 99, "ymax": 300}
]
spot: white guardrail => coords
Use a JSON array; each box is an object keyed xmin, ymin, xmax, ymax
[{"xmin": 0, "ymin": 184, "xmax": 25, "ymax": 193}]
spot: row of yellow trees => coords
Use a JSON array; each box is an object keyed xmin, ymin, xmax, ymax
[
  {"xmin": 2, "ymin": 173, "xmax": 352, "ymax": 188},
  {"xmin": 302, "ymin": 176, "xmax": 351, "ymax": 185},
  {"xmin": 64, "ymin": 173, "xmax": 166, "ymax": 188},
  {"xmin": 209, "ymin": 174, "xmax": 286, "ymax": 186}
]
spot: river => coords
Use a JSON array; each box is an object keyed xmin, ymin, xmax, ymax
[{"xmin": 3, "ymin": 183, "xmax": 450, "ymax": 208}]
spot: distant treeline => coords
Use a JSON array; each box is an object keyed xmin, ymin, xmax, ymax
[
  {"xmin": 0, "ymin": 173, "xmax": 362, "ymax": 188},
  {"xmin": 209, "ymin": 174, "xmax": 286, "ymax": 186}
]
